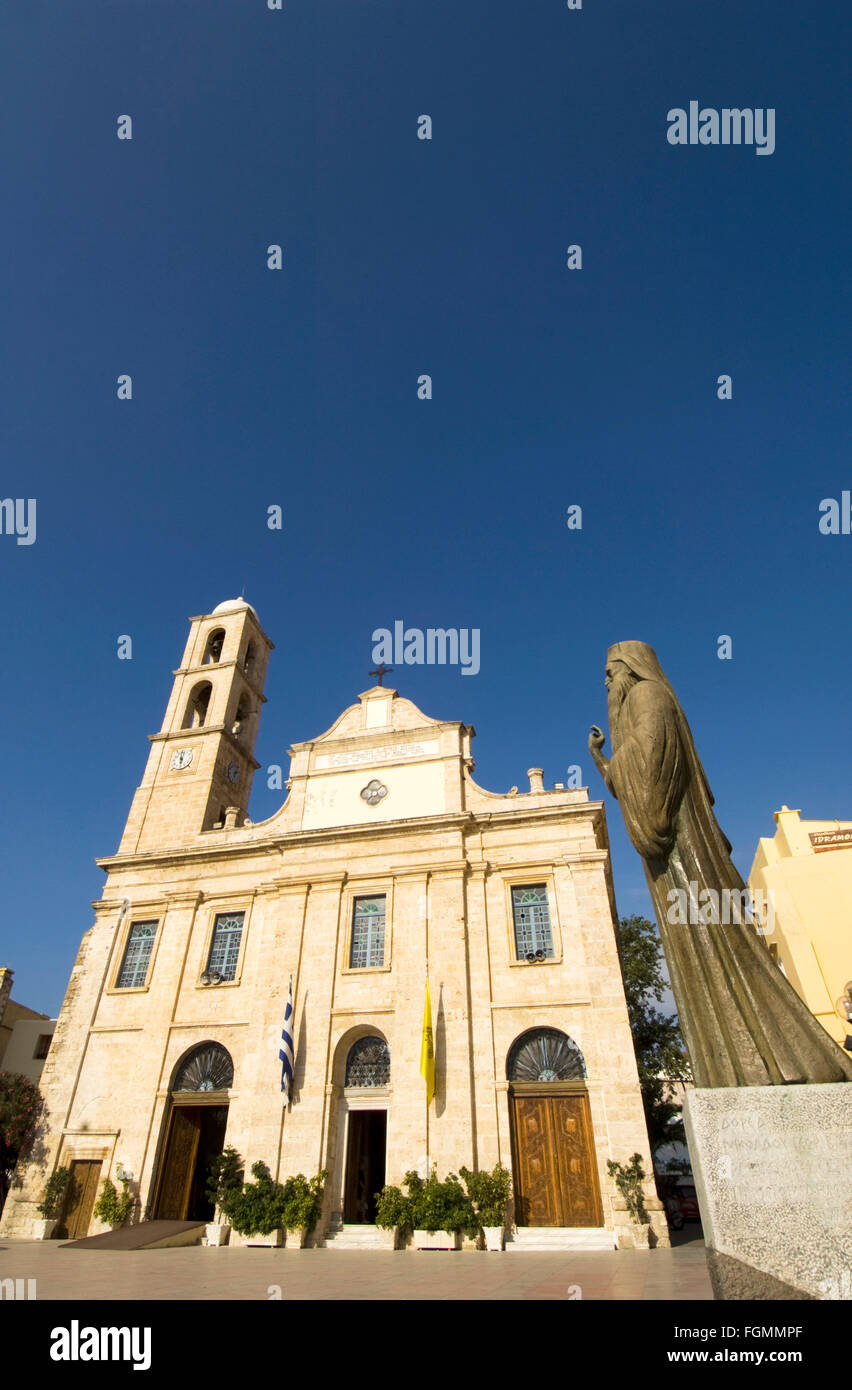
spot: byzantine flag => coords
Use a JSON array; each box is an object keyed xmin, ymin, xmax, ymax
[{"xmin": 420, "ymin": 977, "xmax": 435, "ymax": 1105}]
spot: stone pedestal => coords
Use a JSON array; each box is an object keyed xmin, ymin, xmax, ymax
[{"xmin": 683, "ymin": 1084, "xmax": 852, "ymax": 1300}]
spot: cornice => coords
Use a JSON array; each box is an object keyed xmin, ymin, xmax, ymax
[
  {"xmin": 490, "ymin": 999, "xmax": 592, "ymax": 1009},
  {"xmin": 96, "ymin": 802, "xmax": 608, "ymax": 875}
]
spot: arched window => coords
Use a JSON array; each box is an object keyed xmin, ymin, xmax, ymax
[
  {"xmin": 183, "ymin": 681, "xmax": 212, "ymax": 729},
  {"xmin": 232, "ymin": 696, "xmax": 250, "ymax": 739},
  {"xmin": 243, "ymin": 641, "xmax": 256, "ymax": 676},
  {"xmin": 174, "ymin": 1043, "xmax": 234, "ymax": 1092},
  {"xmin": 345, "ymin": 1036, "xmax": 390, "ymax": 1088},
  {"xmin": 204, "ymin": 628, "xmax": 226, "ymax": 664},
  {"xmin": 507, "ymin": 1028, "xmax": 586, "ymax": 1082}
]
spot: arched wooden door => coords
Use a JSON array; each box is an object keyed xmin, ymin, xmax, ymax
[
  {"xmin": 152, "ymin": 1043, "xmax": 233, "ymax": 1221},
  {"xmin": 507, "ymin": 1028, "xmax": 603, "ymax": 1228}
]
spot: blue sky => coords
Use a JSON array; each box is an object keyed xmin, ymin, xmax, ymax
[{"xmin": 2, "ymin": 1, "xmax": 850, "ymax": 1016}]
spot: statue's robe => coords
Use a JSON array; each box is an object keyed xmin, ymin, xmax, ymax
[{"xmin": 605, "ymin": 677, "xmax": 852, "ymax": 1087}]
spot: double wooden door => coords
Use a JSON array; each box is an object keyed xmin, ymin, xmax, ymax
[
  {"xmin": 511, "ymin": 1091, "xmax": 603, "ymax": 1227},
  {"xmin": 58, "ymin": 1160, "xmax": 102, "ymax": 1240},
  {"xmin": 155, "ymin": 1103, "xmax": 228, "ymax": 1220}
]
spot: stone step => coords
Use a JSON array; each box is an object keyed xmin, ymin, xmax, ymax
[
  {"xmin": 506, "ymin": 1227, "xmax": 616, "ymax": 1252},
  {"xmin": 322, "ymin": 1224, "xmax": 395, "ymax": 1250}
]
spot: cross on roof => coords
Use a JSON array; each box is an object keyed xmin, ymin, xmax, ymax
[{"xmin": 370, "ymin": 662, "xmax": 393, "ymax": 687}]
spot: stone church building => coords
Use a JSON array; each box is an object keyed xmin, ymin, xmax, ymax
[{"xmin": 1, "ymin": 599, "xmax": 666, "ymax": 1248}]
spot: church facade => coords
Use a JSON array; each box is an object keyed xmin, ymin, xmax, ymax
[{"xmin": 2, "ymin": 599, "xmax": 666, "ymax": 1247}]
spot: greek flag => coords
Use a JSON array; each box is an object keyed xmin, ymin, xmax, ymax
[{"xmin": 279, "ymin": 980, "xmax": 295, "ymax": 1101}]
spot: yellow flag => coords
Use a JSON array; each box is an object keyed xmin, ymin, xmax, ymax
[{"xmin": 420, "ymin": 977, "xmax": 435, "ymax": 1105}]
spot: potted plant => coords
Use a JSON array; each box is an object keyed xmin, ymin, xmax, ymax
[
  {"xmin": 205, "ymin": 1146, "xmax": 243, "ymax": 1246},
  {"xmin": 607, "ymin": 1153, "xmax": 650, "ymax": 1248},
  {"xmin": 92, "ymin": 1172, "xmax": 135, "ymax": 1231},
  {"xmin": 459, "ymin": 1162, "xmax": 512, "ymax": 1250},
  {"xmin": 223, "ymin": 1160, "xmax": 286, "ymax": 1246},
  {"xmin": 280, "ymin": 1169, "xmax": 327, "ymax": 1248},
  {"xmin": 404, "ymin": 1167, "xmax": 478, "ymax": 1250},
  {"xmin": 34, "ymin": 1165, "xmax": 70, "ymax": 1239},
  {"xmin": 374, "ymin": 1181, "xmax": 412, "ymax": 1249}
]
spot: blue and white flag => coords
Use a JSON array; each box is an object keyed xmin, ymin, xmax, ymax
[{"xmin": 279, "ymin": 979, "xmax": 295, "ymax": 1102}]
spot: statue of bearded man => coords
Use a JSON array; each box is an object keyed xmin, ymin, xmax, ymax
[{"xmin": 589, "ymin": 641, "xmax": 852, "ymax": 1088}]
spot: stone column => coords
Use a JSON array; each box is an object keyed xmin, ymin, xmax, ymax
[
  {"xmin": 464, "ymin": 863, "xmax": 502, "ymax": 1168},
  {"xmin": 385, "ymin": 870, "xmax": 429, "ymax": 1183},
  {"xmin": 428, "ymin": 864, "xmax": 475, "ymax": 1174}
]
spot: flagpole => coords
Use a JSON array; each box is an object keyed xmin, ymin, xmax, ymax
[
  {"xmin": 275, "ymin": 972, "xmax": 295, "ymax": 1182},
  {"xmin": 425, "ymin": 961, "xmax": 429, "ymax": 1174}
]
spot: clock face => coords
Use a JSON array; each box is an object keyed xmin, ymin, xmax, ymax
[
  {"xmin": 227, "ymin": 761, "xmax": 239, "ymax": 784},
  {"xmin": 170, "ymin": 749, "xmax": 193, "ymax": 771}
]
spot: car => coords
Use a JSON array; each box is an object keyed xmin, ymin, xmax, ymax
[{"xmin": 673, "ymin": 1179, "xmax": 700, "ymax": 1222}]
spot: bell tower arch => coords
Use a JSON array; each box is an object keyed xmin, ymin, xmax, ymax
[{"xmin": 119, "ymin": 599, "xmax": 274, "ymax": 852}]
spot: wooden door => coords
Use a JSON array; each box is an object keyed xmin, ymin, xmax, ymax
[
  {"xmin": 512, "ymin": 1092, "xmax": 603, "ymax": 1227},
  {"xmin": 155, "ymin": 1106, "xmax": 201, "ymax": 1219},
  {"xmin": 59, "ymin": 1161, "xmax": 102, "ymax": 1239}
]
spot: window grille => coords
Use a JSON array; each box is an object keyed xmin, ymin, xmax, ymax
[
  {"xmin": 507, "ymin": 1028, "xmax": 586, "ymax": 1082},
  {"xmin": 116, "ymin": 921, "xmax": 158, "ymax": 988},
  {"xmin": 345, "ymin": 1036, "xmax": 390, "ymax": 1087},
  {"xmin": 207, "ymin": 912, "xmax": 244, "ymax": 980},
  {"xmin": 349, "ymin": 896, "xmax": 386, "ymax": 969},
  {"xmin": 174, "ymin": 1043, "xmax": 234, "ymax": 1092},
  {"xmin": 511, "ymin": 885, "xmax": 554, "ymax": 960}
]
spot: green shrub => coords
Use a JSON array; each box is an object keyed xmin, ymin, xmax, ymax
[
  {"xmin": 607, "ymin": 1153, "xmax": 648, "ymax": 1223},
  {"xmin": 375, "ymin": 1182, "xmax": 412, "ymax": 1233},
  {"xmin": 93, "ymin": 1174, "xmax": 134, "ymax": 1228},
  {"xmin": 375, "ymin": 1168, "xmax": 477, "ymax": 1236},
  {"xmin": 206, "ymin": 1146, "xmax": 244, "ymax": 1220},
  {"xmin": 222, "ymin": 1160, "xmax": 286, "ymax": 1236},
  {"xmin": 458, "ymin": 1162, "xmax": 512, "ymax": 1227},
  {"xmin": 280, "ymin": 1170, "xmax": 327, "ymax": 1231},
  {"xmin": 36, "ymin": 1166, "xmax": 70, "ymax": 1220}
]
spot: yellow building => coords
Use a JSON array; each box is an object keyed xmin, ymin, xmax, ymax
[
  {"xmin": 1, "ymin": 599, "xmax": 665, "ymax": 1249},
  {"xmin": 749, "ymin": 806, "xmax": 852, "ymax": 1048}
]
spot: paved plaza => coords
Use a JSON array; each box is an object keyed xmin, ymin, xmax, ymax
[{"xmin": 0, "ymin": 1237, "xmax": 712, "ymax": 1301}]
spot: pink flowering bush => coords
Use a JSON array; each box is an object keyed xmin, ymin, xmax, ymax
[{"xmin": 0, "ymin": 1073, "xmax": 45, "ymax": 1213}]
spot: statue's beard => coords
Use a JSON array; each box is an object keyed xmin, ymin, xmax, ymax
[{"xmin": 607, "ymin": 670, "xmax": 638, "ymax": 744}]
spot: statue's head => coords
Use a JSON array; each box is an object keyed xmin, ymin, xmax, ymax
[
  {"xmin": 606, "ymin": 641, "xmax": 666, "ymax": 684},
  {"xmin": 606, "ymin": 642, "xmax": 668, "ymax": 736},
  {"xmin": 604, "ymin": 657, "xmax": 632, "ymax": 689}
]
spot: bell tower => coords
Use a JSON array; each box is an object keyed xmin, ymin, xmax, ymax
[{"xmin": 118, "ymin": 599, "xmax": 274, "ymax": 853}]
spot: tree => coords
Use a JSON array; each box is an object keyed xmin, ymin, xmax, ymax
[
  {"xmin": 614, "ymin": 915, "xmax": 691, "ymax": 1156},
  {"xmin": 0, "ymin": 1072, "xmax": 45, "ymax": 1214}
]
